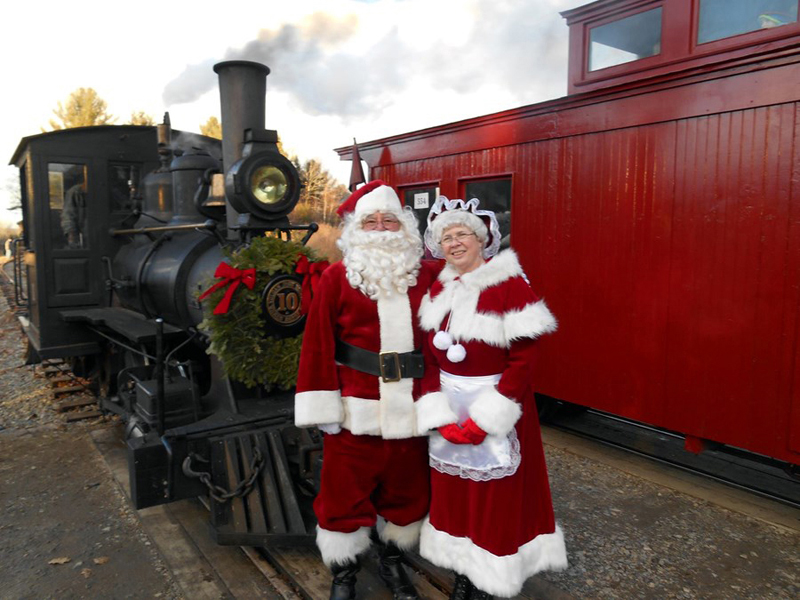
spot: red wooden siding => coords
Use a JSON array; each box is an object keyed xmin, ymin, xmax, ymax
[{"xmin": 371, "ymin": 100, "xmax": 800, "ymax": 464}]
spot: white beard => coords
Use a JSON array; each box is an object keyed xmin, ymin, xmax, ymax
[{"xmin": 338, "ymin": 213, "xmax": 423, "ymax": 299}]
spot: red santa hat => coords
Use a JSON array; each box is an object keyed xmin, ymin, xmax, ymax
[{"xmin": 336, "ymin": 180, "xmax": 403, "ymax": 220}]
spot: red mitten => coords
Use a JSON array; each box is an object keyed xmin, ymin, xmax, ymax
[
  {"xmin": 438, "ymin": 423, "xmax": 470, "ymax": 444},
  {"xmin": 459, "ymin": 418, "xmax": 488, "ymax": 445}
]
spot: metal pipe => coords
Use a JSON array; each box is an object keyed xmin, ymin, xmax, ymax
[
  {"xmin": 111, "ymin": 221, "xmax": 217, "ymax": 236},
  {"xmin": 156, "ymin": 318, "xmax": 165, "ymax": 436},
  {"xmin": 213, "ymin": 60, "xmax": 270, "ymax": 238}
]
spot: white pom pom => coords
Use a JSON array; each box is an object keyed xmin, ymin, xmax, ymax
[
  {"xmin": 433, "ymin": 331, "xmax": 453, "ymax": 350},
  {"xmin": 446, "ymin": 343, "xmax": 467, "ymax": 363}
]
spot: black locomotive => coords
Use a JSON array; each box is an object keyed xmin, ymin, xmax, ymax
[{"xmin": 9, "ymin": 61, "xmax": 322, "ymax": 545}]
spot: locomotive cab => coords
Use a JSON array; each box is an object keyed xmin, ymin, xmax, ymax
[{"xmin": 10, "ymin": 126, "xmax": 161, "ymax": 361}]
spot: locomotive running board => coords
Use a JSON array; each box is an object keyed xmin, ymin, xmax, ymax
[{"xmin": 207, "ymin": 428, "xmax": 314, "ymax": 547}]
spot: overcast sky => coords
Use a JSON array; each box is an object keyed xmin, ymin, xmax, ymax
[{"xmin": 0, "ymin": 0, "xmax": 584, "ymax": 225}]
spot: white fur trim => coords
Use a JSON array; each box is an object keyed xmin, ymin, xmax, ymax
[
  {"xmin": 354, "ymin": 185, "xmax": 402, "ymax": 219},
  {"xmin": 468, "ymin": 387, "xmax": 522, "ymax": 437},
  {"xmin": 316, "ymin": 525, "xmax": 372, "ymax": 566},
  {"xmin": 419, "ymin": 250, "xmax": 556, "ymax": 347},
  {"xmin": 295, "ymin": 390, "xmax": 344, "ymax": 427},
  {"xmin": 377, "ymin": 292, "xmax": 417, "ymax": 438},
  {"xmin": 504, "ymin": 299, "xmax": 558, "ymax": 341},
  {"xmin": 458, "ymin": 249, "xmax": 523, "ymax": 292},
  {"xmin": 377, "ymin": 518, "xmax": 424, "ymax": 551},
  {"xmin": 415, "ymin": 392, "xmax": 458, "ymax": 432},
  {"xmin": 341, "ymin": 396, "xmax": 383, "ymax": 435},
  {"xmin": 419, "ymin": 520, "xmax": 568, "ymax": 598}
]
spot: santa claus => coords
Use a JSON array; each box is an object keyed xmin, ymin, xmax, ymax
[{"xmin": 295, "ymin": 181, "xmax": 452, "ymax": 600}]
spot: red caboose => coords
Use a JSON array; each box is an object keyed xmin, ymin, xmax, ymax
[{"xmin": 336, "ymin": 0, "xmax": 800, "ymax": 466}]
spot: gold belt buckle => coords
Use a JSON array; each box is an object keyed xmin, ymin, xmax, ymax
[{"xmin": 379, "ymin": 352, "xmax": 402, "ymax": 383}]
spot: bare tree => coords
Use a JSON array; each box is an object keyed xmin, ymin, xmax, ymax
[
  {"xmin": 292, "ymin": 157, "xmax": 348, "ymax": 224},
  {"xmin": 45, "ymin": 88, "xmax": 116, "ymax": 131}
]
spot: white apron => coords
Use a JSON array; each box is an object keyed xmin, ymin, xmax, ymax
[{"xmin": 429, "ymin": 370, "xmax": 521, "ymax": 482}]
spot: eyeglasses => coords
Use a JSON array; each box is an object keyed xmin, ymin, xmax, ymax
[
  {"xmin": 362, "ymin": 215, "xmax": 400, "ymax": 230},
  {"xmin": 441, "ymin": 232, "xmax": 477, "ymax": 246}
]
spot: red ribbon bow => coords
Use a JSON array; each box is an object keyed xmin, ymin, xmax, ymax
[
  {"xmin": 295, "ymin": 254, "xmax": 329, "ymax": 315},
  {"xmin": 198, "ymin": 262, "xmax": 257, "ymax": 315}
]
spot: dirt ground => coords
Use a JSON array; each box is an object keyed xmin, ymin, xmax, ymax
[{"xmin": 0, "ymin": 290, "xmax": 185, "ymax": 600}]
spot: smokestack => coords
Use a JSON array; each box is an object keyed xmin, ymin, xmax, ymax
[{"xmin": 213, "ymin": 60, "xmax": 271, "ymax": 234}]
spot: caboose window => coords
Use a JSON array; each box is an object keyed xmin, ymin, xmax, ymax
[
  {"xmin": 588, "ymin": 7, "xmax": 662, "ymax": 71},
  {"xmin": 403, "ymin": 185, "xmax": 439, "ymax": 236},
  {"xmin": 48, "ymin": 162, "xmax": 88, "ymax": 250},
  {"xmin": 697, "ymin": 0, "xmax": 798, "ymax": 44},
  {"xmin": 463, "ymin": 178, "xmax": 511, "ymax": 249}
]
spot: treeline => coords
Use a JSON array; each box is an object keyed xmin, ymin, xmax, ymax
[{"xmin": 44, "ymin": 88, "xmax": 350, "ymax": 228}]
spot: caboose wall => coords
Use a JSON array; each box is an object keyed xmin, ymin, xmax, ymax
[{"xmin": 345, "ymin": 58, "xmax": 800, "ymax": 464}]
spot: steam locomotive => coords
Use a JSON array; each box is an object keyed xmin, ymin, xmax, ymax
[{"xmin": 9, "ymin": 61, "xmax": 321, "ymax": 545}]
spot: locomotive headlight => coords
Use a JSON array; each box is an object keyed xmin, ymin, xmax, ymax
[
  {"xmin": 226, "ymin": 148, "xmax": 300, "ymax": 221},
  {"xmin": 251, "ymin": 165, "xmax": 288, "ymax": 205}
]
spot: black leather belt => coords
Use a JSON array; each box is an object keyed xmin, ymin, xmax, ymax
[{"xmin": 334, "ymin": 339, "xmax": 425, "ymax": 383}]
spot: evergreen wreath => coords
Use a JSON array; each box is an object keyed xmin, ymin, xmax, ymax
[{"xmin": 198, "ymin": 235, "xmax": 323, "ymax": 390}]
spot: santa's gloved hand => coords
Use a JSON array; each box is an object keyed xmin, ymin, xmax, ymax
[
  {"xmin": 458, "ymin": 418, "xmax": 488, "ymax": 445},
  {"xmin": 317, "ymin": 422, "xmax": 342, "ymax": 435}
]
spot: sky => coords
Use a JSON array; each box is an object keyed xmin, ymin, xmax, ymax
[{"xmin": 0, "ymin": 0, "xmax": 585, "ymax": 226}]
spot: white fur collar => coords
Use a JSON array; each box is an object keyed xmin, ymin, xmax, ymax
[
  {"xmin": 437, "ymin": 249, "xmax": 523, "ymax": 291},
  {"xmin": 419, "ymin": 249, "xmax": 557, "ymax": 347}
]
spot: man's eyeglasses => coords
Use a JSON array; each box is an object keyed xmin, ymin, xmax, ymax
[
  {"xmin": 441, "ymin": 232, "xmax": 477, "ymax": 246},
  {"xmin": 362, "ymin": 216, "xmax": 400, "ymax": 230}
]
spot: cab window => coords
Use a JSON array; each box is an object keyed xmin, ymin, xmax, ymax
[{"xmin": 48, "ymin": 163, "xmax": 88, "ymax": 250}]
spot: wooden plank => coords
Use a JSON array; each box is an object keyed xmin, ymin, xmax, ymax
[
  {"xmin": 56, "ymin": 397, "xmax": 96, "ymax": 412},
  {"xmin": 264, "ymin": 544, "xmax": 449, "ymax": 600},
  {"xmin": 52, "ymin": 385, "xmax": 85, "ymax": 396},
  {"xmin": 242, "ymin": 546, "xmax": 304, "ymax": 600},
  {"xmin": 64, "ymin": 410, "xmax": 102, "ymax": 422},
  {"xmin": 167, "ymin": 498, "xmax": 285, "ymax": 599}
]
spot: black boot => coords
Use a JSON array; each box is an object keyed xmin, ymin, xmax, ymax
[
  {"xmin": 450, "ymin": 573, "xmax": 473, "ymax": 600},
  {"xmin": 330, "ymin": 558, "xmax": 360, "ymax": 600},
  {"xmin": 377, "ymin": 542, "xmax": 419, "ymax": 600},
  {"xmin": 470, "ymin": 588, "xmax": 494, "ymax": 600}
]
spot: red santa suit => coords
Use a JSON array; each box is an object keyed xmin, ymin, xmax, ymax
[
  {"xmin": 295, "ymin": 184, "xmax": 452, "ymax": 567},
  {"xmin": 417, "ymin": 248, "xmax": 568, "ymax": 598}
]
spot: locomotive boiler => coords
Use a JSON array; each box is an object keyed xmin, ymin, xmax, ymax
[{"xmin": 10, "ymin": 60, "xmax": 321, "ymax": 545}]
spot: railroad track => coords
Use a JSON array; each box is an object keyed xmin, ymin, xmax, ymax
[
  {"xmin": 91, "ymin": 425, "xmax": 568, "ymax": 600},
  {"xmin": 1, "ymin": 258, "xmax": 103, "ymax": 423}
]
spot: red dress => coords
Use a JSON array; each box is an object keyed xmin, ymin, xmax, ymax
[{"xmin": 417, "ymin": 249, "xmax": 568, "ymax": 597}]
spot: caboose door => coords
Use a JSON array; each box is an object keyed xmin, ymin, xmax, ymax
[{"xmin": 40, "ymin": 157, "xmax": 103, "ymax": 308}]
